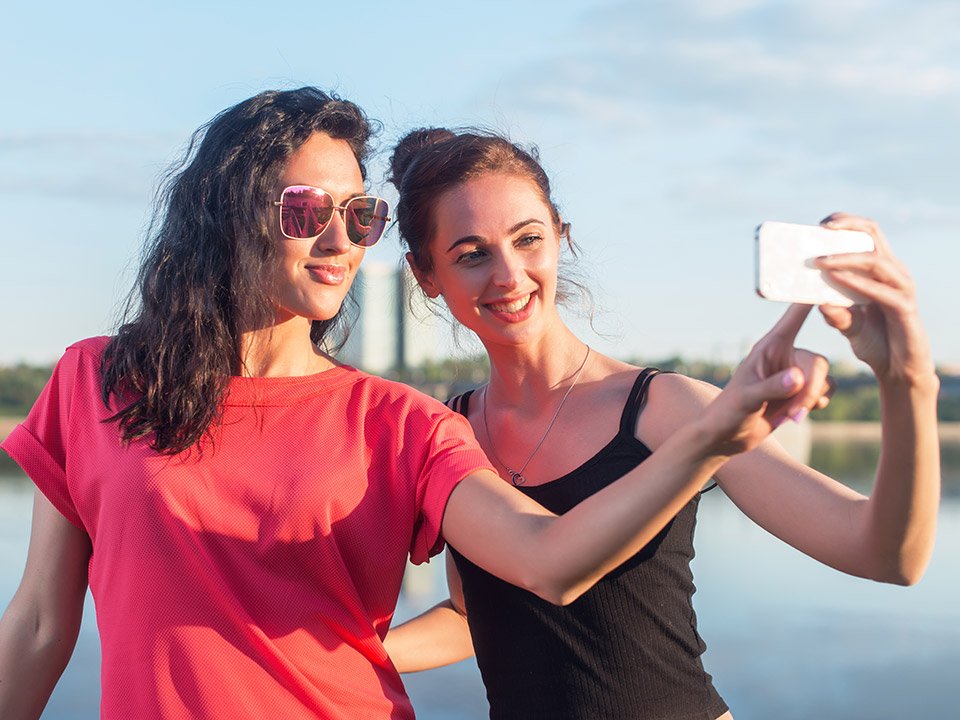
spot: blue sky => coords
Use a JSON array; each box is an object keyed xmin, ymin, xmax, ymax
[{"xmin": 2, "ymin": 0, "xmax": 957, "ymax": 368}]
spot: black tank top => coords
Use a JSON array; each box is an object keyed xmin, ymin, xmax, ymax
[{"xmin": 447, "ymin": 369, "xmax": 728, "ymax": 720}]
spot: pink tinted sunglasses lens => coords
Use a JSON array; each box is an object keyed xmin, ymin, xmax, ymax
[
  {"xmin": 344, "ymin": 197, "xmax": 389, "ymax": 248},
  {"xmin": 279, "ymin": 186, "xmax": 335, "ymax": 239},
  {"xmin": 279, "ymin": 186, "xmax": 389, "ymax": 247}
]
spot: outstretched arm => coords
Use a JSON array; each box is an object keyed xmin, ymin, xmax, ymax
[
  {"xmin": 0, "ymin": 490, "xmax": 91, "ymax": 720},
  {"xmin": 815, "ymin": 213, "xmax": 939, "ymax": 582},
  {"xmin": 703, "ymin": 213, "xmax": 939, "ymax": 585},
  {"xmin": 442, "ymin": 305, "xmax": 831, "ymax": 605}
]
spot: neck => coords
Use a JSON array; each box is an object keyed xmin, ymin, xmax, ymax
[
  {"xmin": 238, "ymin": 316, "xmax": 334, "ymax": 377},
  {"xmin": 483, "ymin": 326, "xmax": 590, "ymax": 409}
]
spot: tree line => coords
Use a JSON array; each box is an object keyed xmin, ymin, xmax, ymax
[{"xmin": 2, "ymin": 358, "xmax": 959, "ymax": 422}]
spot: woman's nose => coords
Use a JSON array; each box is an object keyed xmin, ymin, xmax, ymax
[
  {"xmin": 491, "ymin": 251, "xmax": 524, "ymax": 288},
  {"xmin": 313, "ymin": 211, "xmax": 355, "ymax": 254}
]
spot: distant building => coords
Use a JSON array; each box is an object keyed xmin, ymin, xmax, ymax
[{"xmin": 339, "ymin": 262, "xmax": 439, "ymax": 373}]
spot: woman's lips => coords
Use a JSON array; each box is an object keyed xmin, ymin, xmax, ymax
[
  {"xmin": 306, "ymin": 264, "xmax": 347, "ymax": 284},
  {"xmin": 484, "ymin": 292, "xmax": 535, "ymax": 322}
]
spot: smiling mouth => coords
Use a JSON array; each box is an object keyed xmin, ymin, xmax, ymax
[
  {"xmin": 487, "ymin": 294, "xmax": 532, "ymax": 314},
  {"xmin": 306, "ymin": 265, "xmax": 347, "ymax": 284}
]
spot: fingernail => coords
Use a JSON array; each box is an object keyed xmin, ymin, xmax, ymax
[
  {"xmin": 782, "ymin": 369, "xmax": 801, "ymax": 388},
  {"xmin": 790, "ymin": 407, "xmax": 809, "ymax": 423}
]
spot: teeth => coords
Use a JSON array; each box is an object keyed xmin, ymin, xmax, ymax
[{"xmin": 489, "ymin": 295, "xmax": 531, "ymax": 314}]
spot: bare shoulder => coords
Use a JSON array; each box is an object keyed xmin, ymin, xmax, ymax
[
  {"xmin": 637, "ymin": 371, "xmax": 722, "ymax": 449},
  {"xmin": 583, "ymin": 354, "xmax": 644, "ymax": 401},
  {"xmin": 583, "ymin": 355, "xmax": 660, "ymax": 413},
  {"xmin": 575, "ymin": 354, "xmax": 723, "ymax": 450}
]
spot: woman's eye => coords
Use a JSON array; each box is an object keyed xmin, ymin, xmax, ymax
[
  {"xmin": 518, "ymin": 233, "xmax": 543, "ymax": 247},
  {"xmin": 455, "ymin": 248, "xmax": 486, "ymax": 264}
]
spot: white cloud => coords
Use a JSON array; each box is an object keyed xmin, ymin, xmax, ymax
[
  {"xmin": 451, "ymin": 0, "xmax": 960, "ymax": 361},
  {"xmin": 475, "ymin": 0, "xmax": 958, "ymax": 215},
  {"xmin": 0, "ymin": 130, "xmax": 182, "ymax": 203}
]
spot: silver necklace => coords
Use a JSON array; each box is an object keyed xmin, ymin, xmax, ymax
[{"xmin": 481, "ymin": 346, "xmax": 591, "ymax": 486}]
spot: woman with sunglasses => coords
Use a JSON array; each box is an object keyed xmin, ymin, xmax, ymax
[
  {"xmin": 383, "ymin": 129, "xmax": 941, "ymax": 720},
  {"xmin": 0, "ymin": 86, "xmax": 845, "ymax": 720}
]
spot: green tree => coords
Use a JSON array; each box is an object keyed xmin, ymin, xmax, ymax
[{"xmin": 0, "ymin": 365, "xmax": 53, "ymax": 416}]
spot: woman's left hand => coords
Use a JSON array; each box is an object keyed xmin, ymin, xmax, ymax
[
  {"xmin": 700, "ymin": 303, "xmax": 831, "ymax": 457},
  {"xmin": 814, "ymin": 213, "xmax": 935, "ymax": 385}
]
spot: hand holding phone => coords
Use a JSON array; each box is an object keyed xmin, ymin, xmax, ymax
[{"xmin": 755, "ymin": 221, "xmax": 875, "ymax": 306}]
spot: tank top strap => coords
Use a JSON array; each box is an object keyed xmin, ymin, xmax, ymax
[
  {"xmin": 618, "ymin": 367, "xmax": 661, "ymax": 438},
  {"xmin": 446, "ymin": 388, "xmax": 476, "ymax": 417},
  {"xmin": 455, "ymin": 372, "xmax": 662, "ymax": 436},
  {"xmin": 617, "ymin": 369, "xmax": 719, "ymax": 493}
]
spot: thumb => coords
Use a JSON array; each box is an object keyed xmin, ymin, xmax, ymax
[
  {"xmin": 740, "ymin": 366, "xmax": 805, "ymax": 409},
  {"xmin": 819, "ymin": 304, "xmax": 857, "ymax": 336}
]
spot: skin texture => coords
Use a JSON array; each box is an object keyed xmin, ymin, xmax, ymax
[
  {"xmin": 0, "ymin": 492, "xmax": 91, "ymax": 719},
  {"xmin": 0, "ymin": 141, "xmax": 881, "ymax": 720},
  {"xmin": 412, "ymin": 174, "xmax": 563, "ymax": 350},
  {"xmin": 385, "ymin": 172, "xmax": 940, "ymax": 720},
  {"xmin": 244, "ymin": 132, "xmax": 368, "ymax": 377}
]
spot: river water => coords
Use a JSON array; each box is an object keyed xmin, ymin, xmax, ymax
[{"xmin": 2, "ymin": 435, "xmax": 958, "ymax": 720}]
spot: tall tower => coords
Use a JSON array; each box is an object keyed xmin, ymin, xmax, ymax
[{"xmin": 339, "ymin": 262, "xmax": 438, "ymax": 373}]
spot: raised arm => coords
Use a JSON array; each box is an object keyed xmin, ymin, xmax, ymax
[
  {"xmin": 441, "ymin": 305, "xmax": 832, "ymax": 605},
  {"xmin": 815, "ymin": 213, "xmax": 939, "ymax": 581},
  {"xmin": 706, "ymin": 213, "xmax": 939, "ymax": 585},
  {"xmin": 0, "ymin": 489, "xmax": 91, "ymax": 720}
]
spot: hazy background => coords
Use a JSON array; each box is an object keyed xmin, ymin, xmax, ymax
[{"xmin": 2, "ymin": 0, "xmax": 957, "ymax": 367}]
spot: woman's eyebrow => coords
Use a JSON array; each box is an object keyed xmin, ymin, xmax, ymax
[{"xmin": 445, "ymin": 218, "xmax": 545, "ymax": 252}]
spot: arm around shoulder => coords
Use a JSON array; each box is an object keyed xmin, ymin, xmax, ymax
[{"xmin": 384, "ymin": 552, "xmax": 475, "ymax": 673}]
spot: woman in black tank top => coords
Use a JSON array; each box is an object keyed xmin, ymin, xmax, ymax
[{"xmin": 383, "ymin": 130, "xmax": 940, "ymax": 719}]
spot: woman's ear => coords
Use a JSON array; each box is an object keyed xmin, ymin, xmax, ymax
[{"xmin": 405, "ymin": 252, "xmax": 441, "ymax": 298}]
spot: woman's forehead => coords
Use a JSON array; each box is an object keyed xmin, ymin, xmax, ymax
[
  {"xmin": 435, "ymin": 173, "xmax": 549, "ymax": 231},
  {"xmin": 281, "ymin": 133, "xmax": 363, "ymax": 197}
]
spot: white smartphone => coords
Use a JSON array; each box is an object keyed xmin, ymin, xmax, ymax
[{"xmin": 755, "ymin": 221, "xmax": 875, "ymax": 306}]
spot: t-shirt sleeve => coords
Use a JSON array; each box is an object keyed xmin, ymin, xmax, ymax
[
  {"xmin": 0, "ymin": 343, "xmax": 103, "ymax": 531},
  {"xmin": 408, "ymin": 408, "xmax": 495, "ymax": 565}
]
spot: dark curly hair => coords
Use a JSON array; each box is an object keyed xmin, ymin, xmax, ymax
[{"xmin": 101, "ymin": 87, "xmax": 376, "ymax": 454}]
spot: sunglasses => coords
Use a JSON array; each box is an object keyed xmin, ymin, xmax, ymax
[{"xmin": 272, "ymin": 185, "xmax": 390, "ymax": 248}]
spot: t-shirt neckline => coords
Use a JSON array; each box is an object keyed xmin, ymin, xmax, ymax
[{"xmin": 224, "ymin": 364, "xmax": 360, "ymax": 406}]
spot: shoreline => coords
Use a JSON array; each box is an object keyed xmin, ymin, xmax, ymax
[
  {"xmin": 0, "ymin": 417, "xmax": 19, "ymax": 442},
  {"xmin": 810, "ymin": 421, "xmax": 960, "ymax": 442},
  {"xmin": 3, "ymin": 416, "xmax": 960, "ymax": 443}
]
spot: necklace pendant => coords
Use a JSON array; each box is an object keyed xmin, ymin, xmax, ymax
[{"xmin": 482, "ymin": 345, "xmax": 590, "ymax": 494}]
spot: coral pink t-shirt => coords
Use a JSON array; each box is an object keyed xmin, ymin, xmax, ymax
[{"xmin": 1, "ymin": 337, "xmax": 493, "ymax": 719}]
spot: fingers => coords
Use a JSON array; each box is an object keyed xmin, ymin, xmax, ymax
[
  {"xmin": 814, "ymin": 376, "xmax": 837, "ymax": 410},
  {"xmin": 737, "ymin": 366, "xmax": 805, "ymax": 415},
  {"xmin": 738, "ymin": 360, "xmax": 833, "ymax": 426},
  {"xmin": 816, "ymin": 250, "xmax": 911, "ymax": 290},
  {"xmin": 819, "ymin": 304, "xmax": 860, "ymax": 336},
  {"xmin": 783, "ymin": 349, "xmax": 830, "ymax": 421},
  {"xmin": 820, "ymin": 212, "xmax": 892, "ymax": 255},
  {"xmin": 735, "ymin": 304, "xmax": 816, "ymax": 424},
  {"xmin": 810, "ymin": 213, "xmax": 933, "ymax": 383},
  {"xmin": 765, "ymin": 303, "xmax": 813, "ymax": 343},
  {"xmin": 823, "ymin": 267, "xmax": 911, "ymax": 312},
  {"xmin": 816, "ymin": 213, "xmax": 915, "ymax": 317},
  {"xmin": 818, "ymin": 259, "xmax": 916, "ymax": 319}
]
